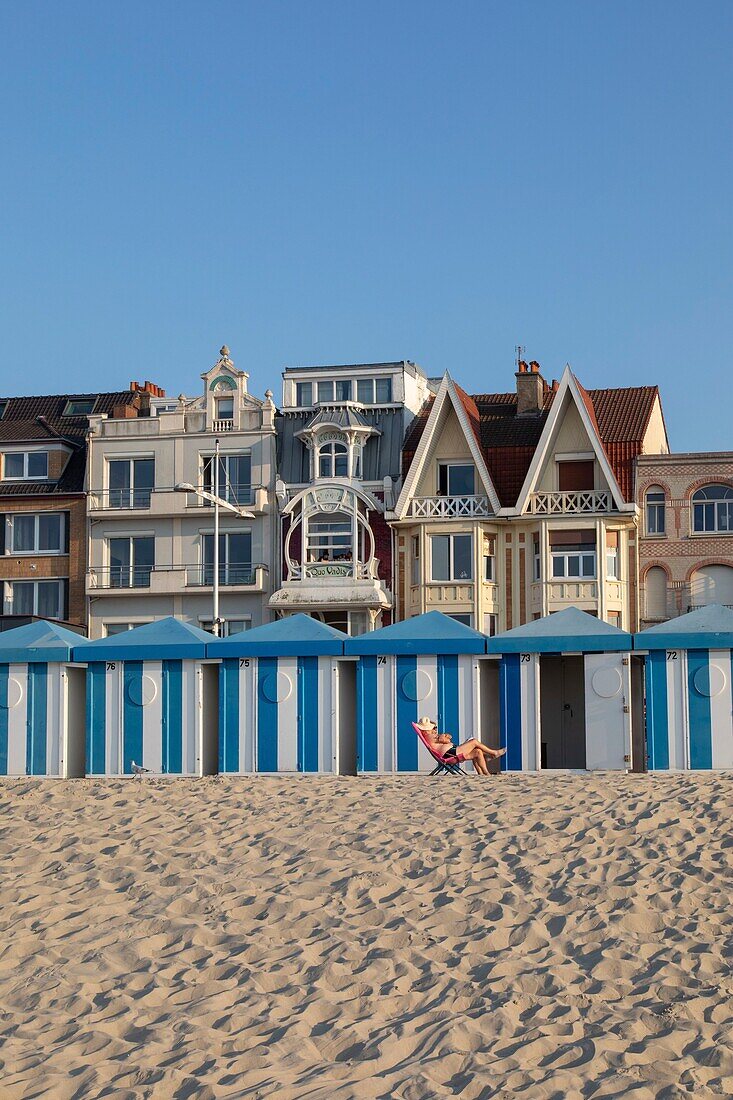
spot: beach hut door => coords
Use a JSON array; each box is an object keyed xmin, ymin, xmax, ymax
[{"xmin": 584, "ymin": 653, "xmax": 627, "ymax": 770}]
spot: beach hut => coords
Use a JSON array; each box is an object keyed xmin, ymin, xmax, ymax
[
  {"xmin": 345, "ymin": 611, "xmax": 495, "ymax": 773},
  {"xmin": 76, "ymin": 617, "xmax": 218, "ymax": 777},
  {"xmin": 206, "ymin": 614, "xmax": 353, "ymax": 774},
  {"xmin": 636, "ymin": 604, "xmax": 733, "ymax": 771},
  {"xmin": 487, "ymin": 608, "xmax": 635, "ymax": 771},
  {"xmin": 0, "ymin": 620, "xmax": 87, "ymax": 777}
]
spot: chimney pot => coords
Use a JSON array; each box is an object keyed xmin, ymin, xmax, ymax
[
  {"xmin": 517, "ymin": 360, "xmax": 528, "ymax": 374},
  {"xmin": 529, "ymin": 360, "xmax": 540, "ymax": 374}
]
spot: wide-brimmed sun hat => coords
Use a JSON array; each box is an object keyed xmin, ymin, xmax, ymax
[{"xmin": 416, "ymin": 716, "xmax": 437, "ymax": 731}]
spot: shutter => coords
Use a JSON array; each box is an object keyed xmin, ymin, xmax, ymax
[{"xmin": 558, "ymin": 461, "xmax": 594, "ymax": 491}]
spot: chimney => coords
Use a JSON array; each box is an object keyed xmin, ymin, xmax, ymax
[
  {"xmin": 130, "ymin": 380, "xmax": 166, "ymax": 398},
  {"xmin": 516, "ymin": 359, "xmax": 546, "ymax": 416}
]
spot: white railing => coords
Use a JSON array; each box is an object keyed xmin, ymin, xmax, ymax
[
  {"xmin": 212, "ymin": 419, "xmax": 235, "ymax": 432},
  {"xmin": 408, "ymin": 495, "xmax": 492, "ymax": 519},
  {"xmin": 530, "ymin": 490, "xmax": 612, "ymax": 515}
]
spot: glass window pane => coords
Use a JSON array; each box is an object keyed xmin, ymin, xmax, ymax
[
  {"xmin": 27, "ymin": 452, "xmax": 48, "ymax": 478},
  {"xmin": 227, "ymin": 620, "xmax": 248, "ymax": 635},
  {"xmin": 568, "ymin": 555, "xmax": 580, "ymax": 577},
  {"xmin": 296, "ymin": 383, "xmax": 312, "ymax": 406},
  {"xmin": 228, "ymin": 532, "xmax": 252, "ymax": 564},
  {"xmin": 448, "ymin": 614, "xmax": 472, "ymax": 626},
  {"xmin": 227, "ymin": 455, "xmax": 251, "ymax": 503},
  {"xmin": 37, "ymin": 581, "xmax": 60, "ymax": 618},
  {"xmin": 552, "ymin": 556, "xmax": 565, "ymax": 578},
  {"xmin": 431, "ymin": 536, "xmax": 450, "ymax": 581},
  {"xmin": 582, "ymin": 554, "xmax": 595, "ymax": 577},
  {"xmin": 318, "ymin": 451, "xmax": 330, "ymax": 477},
  {"xmin": 438, "ymin": 465, "xmax": 448, "ymax": 495},
  {"xmin": 334, "ymin": 446, "xmax": 348, "ymax": 477},
  {"xmin": 318, "ymin": 381, "xmax": 334, "ymax": 402},
  {"xmin": 4, "ymin": 454, "xmax": 24, "ymax": 478},
  {"xmin": 335, "ymin": 380, "xmax": 352, "ymax": 401},
  {"xmin": 109, "ymin": 460, "xmax": 131, "ymax": 507},
  {"xmin": 453, "ymin": 535, "xmax": 472, "ymax": 579},
  {"xmin": 133, "ymin": 538, "xmax": 154, "ymax": 568},
  {"xmin": 11, "ymin": 582, "xmax": 34, "ymax": 615},
  {"xmin": 356, "ymin": 379, "xmax": 373, "ymax": 403},
  {"xmin": 484, "ymin": 554, "xmax": 494, "ymax": 581},
  {"xmin": 375, "ymin": 378, "xmax": 392, "ymax": 403},
  {"xmin": 449, "ymin": 465, "xmax": 475, "ymax": 495},
  {"xmin": 216, "ymin": 397, "xmax": 234, "ymax": 420},
  {"xmin": 13, "ymin": 515, "xmax": 36, "ymax": 552},
  {"xmin": 106, "ymin": 623, "xmax": 132, "ymax": 635},
  {"xmin": 109, "ymin": 538, "xmax": 130, "ymax": 569},
  {"xmin": 38, "ymin": 514, "xmax": 62, "ymax": 551}
]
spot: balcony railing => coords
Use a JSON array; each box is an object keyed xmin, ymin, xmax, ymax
[
  {"xmin": 87, "ymin": 565, "xmax": 264, "ymax": 591},
  {"xmin": 89, "ymin": 489, "xmax": 154, "ymax": 511},
  {"xmin": 87, "ymin": 567, "xmax": 154, "ymax": 589},
  {"xmin": 212, "ymin": 419, "xmax": 235, "ymax": 432},
  {"xmin": 407, "ymin": 495, "xmax": 492, "ymax": 519},
  {"xmin": 688, "ymin": 603, "xmax": 733, "ymax": 612},
  {"xmin": 186, "ymin": 565, "xmax": 256, "ymax": 587},
  {"xmin": 529, "ymin": 490, "xmax": 612, "ymax": 515}
]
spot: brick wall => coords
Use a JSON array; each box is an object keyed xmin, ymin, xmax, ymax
[{"xmin": 0, "ymin": 496, "xmax": 87, "ymax": 628}]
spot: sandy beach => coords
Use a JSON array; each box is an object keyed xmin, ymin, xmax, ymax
[{"xmin": 0, "ymin": 773, "xmax": 731, "ymax": 1099}]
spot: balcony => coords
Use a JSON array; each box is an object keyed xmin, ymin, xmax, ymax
[
  {"xmin": 529, "ymin": 490, "xmax": 612, "ymax": 515},
  {"xmin": 407, "ymin": 495, "xmax": 492, "ymax": 519},
  {"xmin": 212, "ymin": 419, "xmax": 235, "ymax": 433},
  {"xmin": 89, "ymin": 486, "xmax": 269, "ymax": 515},
  {"xmin": 86, "ymin": 565, "xmax": 268, "ymax": 595}
]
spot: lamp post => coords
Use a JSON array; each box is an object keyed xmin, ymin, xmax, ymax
[{"xmin": 175, "ymin": 442, "xmax": 254, "ymax": 637}]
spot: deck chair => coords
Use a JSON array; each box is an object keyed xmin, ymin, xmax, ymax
[{"xmin": 412, "ymin": 722, "xmax": 468, "ymax": 776}]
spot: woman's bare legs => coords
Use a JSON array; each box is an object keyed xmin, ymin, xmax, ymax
[
  {"xmin": 468, "ymin": 748, "xmax": 491, "ymax": 774},
  {"xmin": 457, "ymin": 738, "xmax": 506, "ymax": 760}
]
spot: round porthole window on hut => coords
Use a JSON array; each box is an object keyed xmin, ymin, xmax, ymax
[
  {"xmin": 400, "ymin": 669, "xmax": 433, "ymax": 702},
  {"xmin": 591, "ymin": 667, "xmax": 623, "ymax": 699},
  {"xmin": 128, "ymin": 676, "xmax": 158, "ymax": 707},
  {"xmin": 693, "ymin": 664, "xmax": 726, "ymax": 698},
  {"xmin": 261, "ymin": 672, "xmax": 293, "ymax": 704},
  {"xmin": 2, "ymin": 679, "xmax": 24, "ymax": 709}
]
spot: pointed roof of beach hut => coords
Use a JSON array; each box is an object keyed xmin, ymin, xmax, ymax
[
  {"xmin": 635, "ymin": 604, "xmax": 733, "ymax": 651},
  {"xmin": 344, "ymin": 610, "xmax": 487, "ymax": 654},
  {"xmin": 0, "ymin": 619, "xmax": 87, "ymax": 663},
  {"xmin": 487, "ymin": 606, "xmax": 631, "ymax": 653},
  {"xmin": 76, "ymin": 616, "xmax": 212, "ymax": 661},
  {"xmin": 206, "ymin": 613, "xmax": 346, "ymax": 657}
]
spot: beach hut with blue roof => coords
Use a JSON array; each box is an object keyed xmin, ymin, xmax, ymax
[
  {"xmin": 76, "ymin": 617, "xmax": 218, "ymax": 777},
  {"xmin": 344, "ymin": 611, "xmax": 495, "ymax": 773},
  {"xmin": 0, "ymin": 620, "xmax": 87, "ymax": 777},
  {"xmin": 636, "ymin": 604, "xmax": 733, "ymax": 770},
  {"xmin": 207, "ymin": 614, "xmax": 353, "ymax": 774},
  {"xmin": 487, "ymin": 607, "xmax": 635, "ymax": 771}
]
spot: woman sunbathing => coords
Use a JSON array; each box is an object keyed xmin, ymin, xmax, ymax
[{"xmin": 415, "ymin": 716, "xmax": 506, "ymax": 775}]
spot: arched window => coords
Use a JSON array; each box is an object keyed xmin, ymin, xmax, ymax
[
  {"xmin": 645, "ymin": 567, "xmax": 668, "ymax": 621},
  {"xmin": 692, "ymin": 484, "xmax": 733, "ymax": 533},
  {"xmin": 305, "ymin": 511, "xmax": 355, "ymax": 563},
  {"xmin": 645, "ymin": 485, "xmax": 666, "ymax": 535},
  {"xmin": 318, "ymin": 442, "xmax": 348, "ymax": 478}
]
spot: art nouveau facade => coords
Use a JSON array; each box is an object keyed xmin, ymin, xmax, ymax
[
  {"xmin": 271, "ymin": 361, "xmax": 431, "ymax": 633},
  {"xmin": 86, "ymin": 350, "xmax": 277, "ymax": 639},
  {"xmin": 391, "ymin": 361, "xmax": 670, "ymax": 633}
]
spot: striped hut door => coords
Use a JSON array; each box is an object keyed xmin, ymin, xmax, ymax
[
  {"xmin": 162, "ymin": 661, "xmax": 183, "ymax": 774},
  {"xmin": 0, "ymin": 664, "xmax": 28, "ymax": 775},
  {"xmin": 26, "ymin": 664, "xmax": 48, "ymax": 776},
  {"xmin": 297, "ymin": 656, "xmax": 319, "ymax": 773},
  {"xmin": 687, "ymin": 650, "xmax": 733, "ymax": 769}
]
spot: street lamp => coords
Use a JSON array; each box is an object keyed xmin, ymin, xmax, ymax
[{"xmin": 175, "ymin": 438, "xmax": 255, "ymax": 637}]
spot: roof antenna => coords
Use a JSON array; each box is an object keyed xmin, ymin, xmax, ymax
[{"xmin": 516, "ymin": 345, "xmax": 525, "ymax": 369}]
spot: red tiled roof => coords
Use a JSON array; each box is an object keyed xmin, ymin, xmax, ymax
[{"xmin": 401, "ymin": 379, "xmax": 660, "ymax": 506}]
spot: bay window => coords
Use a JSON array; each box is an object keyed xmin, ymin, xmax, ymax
[
  {"xmin": 430, "ymin": 533, "xmax": 472, "ymax": 581},
  {"xmin": 606, "ymin": 531, "xmax": 620, "ymax": 579}
]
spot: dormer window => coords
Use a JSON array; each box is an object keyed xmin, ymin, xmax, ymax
[
  {"xmin": 216, "ymin": 396, "xmax": 234, "ymax": 421},
  {"xmin": 63, "ymin": 398, "xmax": 96, "ymax": 417},
  {"xmin": 317, "ymin": 381, "xmax": 334, "ymax": 403},
  {"xmin": 318, "ymin": 442, "xmax": 348, "ymax": 478},
  {"xmin": 296, "ymin": 382, "xmax": 313, "ymax": 407},
  {"xmin": 3, "ymin": 451, "xmax": 49, "ymax": 480},
  {"xmin": 335, "ymin": 380, "xmax": 352, "ymax": 401},
  {"xmin": 356, "ymin": 378, "xmax": 392, "ymax": 403}
]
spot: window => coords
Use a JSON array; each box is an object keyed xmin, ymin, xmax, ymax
[
  {"xmin": 376, "ymin": 378, "xmax": 392, "ymax": 403},
  {"xmin": 356, "ymin": 377, "xmax": 393, "ymax": 403},
  {"xmin": 606, "ymin": 531, "xmax": 620, "ymax": 579},
  {"xmin": 438, "ymin": 463, "xmax": 475, "ymax": 496},
  {"xmin": 203, "ymin": 453, "xmax": 252, "ymax": 505},
  {"xmin": 317, "ymin": 381, "xmax": 334, "ymax": 403},
  {"xmin": 109, "ymin": 536, "xmax": 154, "ymax": 588},
  {"xmin": 430, "ymin": 534, "xmax": 472, "ymax": 581},
  {"xmin": 645, "ymin": 487, "xmax": 666, "ymax": 535},
  {"xmin": 5, "ymin": 579, "xmax": 66, "ymax": 619},
  {"xmin": 606, "ymin": 611, "xmax": 622, "ymax": 628},
  {"xmin": 215, "ymin": 396, "xmax": 234, "ymax": 421},
  {"xmin": 484, "ymin": 549, "xmax": 495, "ymax": 581},
  {"xmin": 63, "ymin": 398, "xmax": 96, "ymax": 417},
  {"xmin": 549, "ymin": 530, "xmax": 596, "ymax": 579},
  {"xmin": 645, "ymin": 567, "xmax": 668, "ymax": 621},
  {"xmin": 201, "ymin": 619, "xmax": 251, "ymax": 636},
  {"xmin": 356, "ymin": 378, "xmax": 374, "ymax": 403},
  {"xmin": 411, "ymin": 535, "xmax": 420, "ymax": 586},
  {"xmin": 108, "ymin": 458, "xmax": 155, "ymax": 508},
  {"xmin": 202, "ymin": 532, "xmax": 253, "ymax": 585},
  {"xmin": 692, "ymin": 484, "xmax": 733, "ymax": 533},
  {"xmin": 296, "ymin": 382, "xmax": 313, "ymax": 407},
  {"xmin": 557, "ymin": 460, "xmax": 594, "ymax": 491},
  {"xmin": 448, "ymin": 613, "xmax": 472, "ymax": 626},
  {"xmin": 105, "ymin": 622, "xmax": 145, "ymax": 636},
  {"xmin": 0, "ymin": 402, "xmax": 6, "ymax": 419},
  {"xmin": 5, "ymin": 513, "xmax": 65, "ymax": 555},
  {"xmin": 3, "ymin": 451, "xmax": 48, "ymax": 480},
  {"xmin": 335, "ymin": 380, "xmax": 352, "ymax": 401},
  {"xmin": 352, "ymin": 446, "xmax": 362, "ymax": 479},
  {"xmin": 316, "ymin": 610, "xmax": 368, "ymax": 636},
  {"xmin": 318, "ymin": 442, "xmax": 348, "ymax": 478},
  {"xmin": 533, "ymin": 535, "xmax": 541, "ymax": 581},
  {"xmin": 306, "ymin": 513, "xmax": 355, "ymax": 562},
  {"xmin": 483, "ymin": 613, "xmax": 498, "ymax": 637}
]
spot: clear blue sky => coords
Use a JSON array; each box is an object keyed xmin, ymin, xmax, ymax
[{"xmin": 1, "ymin": 1, "xmax": 731, "ymax": 450}]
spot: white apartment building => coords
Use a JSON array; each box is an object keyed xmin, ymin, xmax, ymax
[{"xmin": 86, "ymin": 348, "xmax": 277, "ymax": 639}]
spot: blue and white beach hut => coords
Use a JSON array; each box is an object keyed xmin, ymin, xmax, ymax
[
  {"xmin": 0, "ymin": 620, "xmax": 87, "ymax": 777},
  {"xmin": 487, "ymin": 608, "xmax": 634, "ymax": 771},
  {"xmin": 345, "ymin": 611, "xmax": 492, "ymax": 773},
  {"xmin": 636, "ymin": 604, "xmax": 733, "ymax": 770},
  {"xmin": 76, "ymin": 618, "xmax": 218, "ymax": 777},
  {"xmin": 207, "ymin": 614, "xmax": 353, "ymax": 774}
]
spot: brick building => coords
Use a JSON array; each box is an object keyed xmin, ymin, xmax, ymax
[
  {"xmin": 0, "ymin": 390, "xmax": 142, "ymax": 631},
  {"xmin": 636, "ymin": 452, "xmax": 733, "ymax": 627}
]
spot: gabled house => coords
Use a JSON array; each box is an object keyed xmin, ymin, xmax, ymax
[{"xmin": 392, "ymin": 359, "xmax": 669, "ymax": 632}]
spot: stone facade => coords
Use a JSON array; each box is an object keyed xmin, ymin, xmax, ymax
[{"xmin": 636, "ymin": 453, "xmax": 733, "ymax": 626}]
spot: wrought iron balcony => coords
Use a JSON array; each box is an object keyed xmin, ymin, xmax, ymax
[
  {"xmin": 407, "ymin": 495, "xmax": 492, "ymax": 519},
  {"xmin": 529, "ymin": 490, "xmax": 612, "ymax": 515}
]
